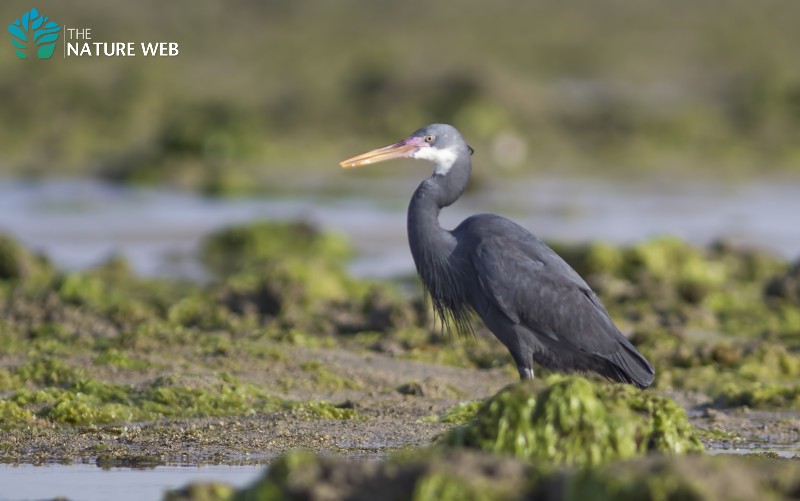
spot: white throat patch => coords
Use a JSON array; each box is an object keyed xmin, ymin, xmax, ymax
[{"xmin": 413, "ymin": 146, "xmax": 458, "ymax": 175}]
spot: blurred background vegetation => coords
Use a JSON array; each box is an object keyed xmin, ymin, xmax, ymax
[{"xmin": 2, "ymin": 0, "xmax": 800, "ymax": 194}]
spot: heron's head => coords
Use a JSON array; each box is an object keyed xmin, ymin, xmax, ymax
[{"xmin": 340, "ymin": 123, "xmax": 473, "ymax": 175}]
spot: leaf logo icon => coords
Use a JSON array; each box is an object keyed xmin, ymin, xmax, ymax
[{"xmin": 8, "ymin": 8, "xmax": 60, "ymax": 60}]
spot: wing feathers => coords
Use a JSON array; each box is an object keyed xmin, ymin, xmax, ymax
[{"xmin": 469, "ymin": 231, "xmax": 654, "ymax": 387}]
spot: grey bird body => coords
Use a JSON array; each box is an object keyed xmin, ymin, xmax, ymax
[{"xmin": 342, "ymin": 124, "xmax": 655, "ymax": 389}]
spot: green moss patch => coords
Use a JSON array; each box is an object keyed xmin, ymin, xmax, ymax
[
  {"xmin": 286, "ymin": 401, "xmax": 363, "ymax": 421},
  {"xmin": 170, "ymin": 450, "xmax": 800, "ymax": 501},
  {"xmin": 226, "ymin": 449, "xmax": 533, "ymax": 501},
  {"xmin": 297, "ymin": 361, "xmax": 363, "ymax": 392},
  {"xmin": 200, "ymin": 221, "xmax": 353, "ymax": 276},
  {"xmin": 421, "ymin": 401, "xmax": 483, "ymax": 424},
  {"xmin": 549, "ymin": 237, "xmax": 800, "ymax": 409},
  {"xmin": 0, "ymin": 227, "xmax": 428, "ymax": 428},
  {"xmin": 440, "ymin": 377, "xmax": 703, "ymax": 466},
  {"xmin": 1, "ymin": 371, "xmax": 283, "ymax": 427},
  {"xmin": 0, "ymin": 234, "xmax": 53, "ymax": 284},
  {"xmin": 199, "ymin": 222, "xmax": 423, "ymax": 336},
  {"xmin": 553, "ymin": 238, "xmax": 794, "ymax": 336},
  {"xmin": 565, "ymin": 454, "xmax": 800, "ymax": 501},
  {"xmin": 0, "ymin": 400, "xmax": 35, "ymax": 425},
  {"xmin": 634, "ymin": 329, "xmax": 800, "ymax": 408}
]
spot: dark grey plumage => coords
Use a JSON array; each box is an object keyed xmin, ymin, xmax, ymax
[{"xmin": 342, "ymin": 123, "xmax": 655, "ymax": 389}]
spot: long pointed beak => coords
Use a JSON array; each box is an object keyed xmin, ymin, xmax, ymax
[{"xmin": 339, "ymin": 139, "xmax": 418, "ymax": 168}]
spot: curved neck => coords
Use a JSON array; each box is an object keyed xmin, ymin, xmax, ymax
[
  {"xmin": 406, "ymin": 156, "xmax": 471, "ymax": 267},
  {"xmin": 406, "ymin": 155, "xmax": 473, "ymax": 333}
]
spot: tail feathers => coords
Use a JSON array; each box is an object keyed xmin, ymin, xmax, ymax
[{"xmin": 603, "ymin": 344, "xmax": 655, "ymax": 389}]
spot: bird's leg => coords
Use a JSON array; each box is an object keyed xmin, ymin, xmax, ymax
[
  {"xmin": 510, "ymin": 349, "xmax": 535, "ymax": 380},
  {"xmin": 517, "ymin": 366, "xmax": 534, "ymax": 380}
]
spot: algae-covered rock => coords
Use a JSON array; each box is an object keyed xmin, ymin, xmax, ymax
[
  {"xmin": 556, "ymin": 237, "xmax": 787, "ymax": 315},
  {"xmin": 440, "ymin": 377, "xmax": 703, "ymax": 466},
  {"xmin": 231, "ymin": 449, "xmax": 534, "ymax": 501},
  {"xmin": 632, "ymin": 328, "xmax": 800, "ymax": 409},
  {"xmin": 171, "ymin": 450, "xmax": 800, "ymax": 501},
  {"xmin": 203, "ymin": 221, "xmax": 421, "ymax": 334},
  {"xmin": 200, "ymin": 221, "xmax": 353, "ymax": 277},
  {"xmin": 549, "ymin": 241, "xmax": 625, "ymax": 279},
  {"xmin": 556, "ymin": 237, "xmax": 727, "ymax": 295},
  {"xmin": 0, "ymin": 400, "xmax": 36, "ymax": 425},
  {"xmin": 421, "ymin": 400, "xmax": 483, "ymax": 424},
  {"xmin": 287, "ymin": 400, "xmax": 363, "ymax": 421},
  {"xmin": 563, "ymin": 454, "xmax": 800, "ymax": 501},
  {"xmin": 0, "ymin": 233, "xmax": 51, "ymax": 283},
  {"xmin": 165, "ymin": 482, "xmax": 235, "ymax": 501},
  {"xmin": 202, "ymin": 221, "xmax": 357, "ymax": 323},
  {"xmin": 3, "ymin": 368, "xmax": 284, "ymax": 426},
  {"xmin": 765, "ymin": 261, "xmax": 800, "ymax": 306},
  {"xmin": 715, "ymin": 377, "xmax": 800, "ymax": 409}
]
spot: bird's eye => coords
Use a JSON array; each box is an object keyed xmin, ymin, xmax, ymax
[{"xmin": 424, "ymin": 135, "xmax": 435, "ymax": 143}]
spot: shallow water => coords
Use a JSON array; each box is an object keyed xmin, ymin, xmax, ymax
[
  {"xmin": 1, "ymin": 445, "xmax": 796, "ymax": 500},
  {"xmin": 0, "ymin": 463, "xmax": 264, "ymax": 501},
  {"xmin": 1, "ymin": 176, "xmax": 798, "ymax": 279}
]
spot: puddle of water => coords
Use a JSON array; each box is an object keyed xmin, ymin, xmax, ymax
[
  {"xmin": 0, "ymin": 463, "xmax": 265, "ymax": 501},
  {"xmin": 0, "ymin": 177, "xmax": 798, "ymax": 280}
]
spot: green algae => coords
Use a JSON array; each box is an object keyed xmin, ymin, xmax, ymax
[
  {"xmin": 633, "ymin": 329, "xmax": 800, "ymax": 408},
  {"xmin": 14, "ymin": 356, "xmax": 84, "ymax": 388},
  {"xmin": 202, "ymin": 220, "xmax": 368, "ymax": 331},
  {"xmin": 547, "ymin": 237, "xmax": 800, "ymax": 409},
  {"xmin": 421, "ymin": 400, "xmax": 483, "ymax": 424},
  {"xmin": 167, "ymin": 293, "xmax": 246, "ymax": 332},
  {"xmin": 412, "ymin": 468, "xmax": 525, "ymax": 501},
  {"xmin": 287, "ymin": 401, "xmax": 362, "ymax": 421},
  {"xmin": 45, "ymin": 391, "xmax": 137, "ymax": 425},
  {"xmin": 716, "ymin": 382, "xmax": 800, "ymax": 408},
  {"xmin": 165, "ymin": 482, "xmax": 235, "ymax": 501},
  {"xmin": 0, "ymin": 228, "xmax": 421, "ymax": 427},
  {"xmin": 554, "ymin": 237, "xmax": 794, "ymax": 339},
  {"xmin": 199, "ymin": 222, "xmax": 423, "ymax": 337},
  {"xmin": 268, "ymin": 328, "xmax": 337, "ymax": 349},
  {"xmin": 172, "ymin": 451, "xmax": 800, "ymax": 501},
  {"xmin": 200, "ymin": 221, "xmax": 353, "ymax": 276},
  {"xmin": 297, "ymin": 361, "xmax": 363, "ymax": 391},
  {"xmin": 0, "ymin": 234, "xmax": 53, "ymax": 284},
  {"xmin": 564, "ymin": 455, "xmax": 800, "ymax": 501},
  {"xmin": 0, "ymin": 400, "xmax": 35, "ymax": 425},
  {"xmin": 227, "ymin": 449, "xmax": 533, "ymax": 501},
  {"xmin": 0, "ymin": 369, "xmax": 14, "ymax": 391},
  {"xmin": 93, "ymin": 348, "xmax": 152, "ymax": 370},
  {"xmin": 766, "ymin": 262, "xmax": 800, "ymax": 307},
  {"xmin": 440, "ymin": 377, "xmax": 703, "ymax": 466},
  {"xmin": 139, "ymin": 379, "xmax": 281, "ymax": 420},
  {"xmin": 1, "ymin": 371, "xmax": 285, "ymax": 426}
]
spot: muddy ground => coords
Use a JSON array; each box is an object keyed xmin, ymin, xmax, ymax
[{"xmin": 1, "ymin": 344, "xmax": 797, "ymax": 466}]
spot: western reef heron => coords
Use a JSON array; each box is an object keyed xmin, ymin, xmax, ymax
[{"xmin": 340, "ymin": 124, "xmax": 654, "ymax": 388}]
